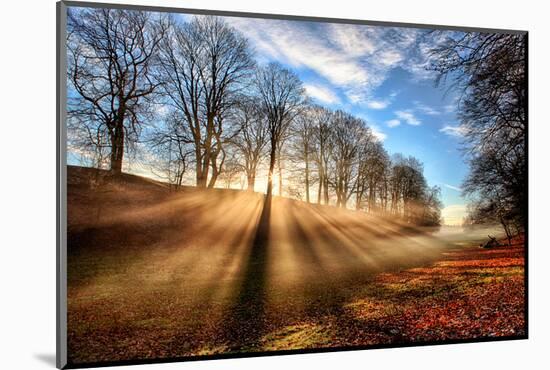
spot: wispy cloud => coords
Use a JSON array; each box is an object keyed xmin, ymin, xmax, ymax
[
  {"xmin": 366, "ymin": 91, "xmax": 398, "ymax": 110},
  {"xmin": 328, "ymin": 22, "xmax": 376, "ymax": 56},
  {"xmin": 443, "ymin": 96, "xmax": 460, "ymax": 114},
  {"xmin": 414, "ymin": 101, "xmax": 440, "ymax": 115},
  {"xmin": 225, "ymin": 17, "xmax": 433, "ymax": 105},
  {"xmin": 440, "ymin": 124, "xmax": 468, "ymax": 137},
  {"xmin": 386, "ymin": 119, "xmax": 401, "ymax": 128},
  {"xmin": 395, "ymin": 110, "xmax": 421, "ymax": 126},
  {"xmin": 304, "ymin": 83, "xmax": 340, "ymax": 104},
  {"xmin": 379, "ymin": 49, "xmax": 403, "ymax": 66},
  {"xmin": 366, "ymin": 99, "xmax": 391, "ymax": 110},
  {"xmin": 444, "ymin": 103, "xmax": 456, "ymax": 113},
  {"xmin": 226, "ymin": 18, "xmax": 368, "ymax": 93},
  {"xmin": 443, "ymin": 183, "xmax": 462, "ymax": 192}
]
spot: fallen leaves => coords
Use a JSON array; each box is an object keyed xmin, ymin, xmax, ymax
[{"xmin": 341, "ymin": 243, "xmax": 526, "ymax": 344}]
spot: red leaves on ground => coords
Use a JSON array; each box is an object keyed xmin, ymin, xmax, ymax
[{"xmin": 341, "ymin": 243, "xmax": 526, "ymax": 345}]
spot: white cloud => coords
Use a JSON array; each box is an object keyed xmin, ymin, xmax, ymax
[
  {"xmin": 395, "ymin": 110, "xmax": 421, "ymax": 126},
  {"xmin": 443, "ymin": 183, "xmax": 462, "ymax": 192},
  {"xmin": 366, "ymin": 99, "xmax": 390, "ymax": 110},
  {"xmin": 440, "ymin": 125, "xmax": 468, "ymax": 137},
  {"xmin": 386, "ymin": 119, "xmax": 401, "ymax": 128},
  {"xmin": 366, "ymin": 91, "xmax": 401, "ymax": 110},
  {"xmin": 413, "ymin": 101, "xmax": 440, "ymax": 115},
  {"xmin": 379, "ymin": 50, "xmax": 403, "ymax": 66},
  {"xmin": 328, "ymin": 23, "xmax": 376, "ymax": 57},
  {"xmin": 226, "ymin": 18, "xmax": 368, "ymax": 88},
  {"xmin": 441, "ymin": 204, "xmax": 468, "ymax": 226},
  {"xmin": 400, "ymin": 31, "xmax": 448, "ymax": 82},
  {"xmin": 444, "ymin": 103, "xmax": 456, "ymax": 113},
  {"xmin": 304, "ymin": 83, "xmax": 340, "ymax": 104},
  {"xmin": 369, "ymin": 124, "xmax": 387, "ymax": 142}
]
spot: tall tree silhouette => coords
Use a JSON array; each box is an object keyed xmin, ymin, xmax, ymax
[
  {"xmin": 157, "ymin": 16, "xmax": 255, "ymax": 187},
  {"xmin": 67, "ymin": 8, "xmax": 167, "ymax": 174},
  {"xmin": 254, "ymin": 63, "xmax": 305, "ymax": 198}
]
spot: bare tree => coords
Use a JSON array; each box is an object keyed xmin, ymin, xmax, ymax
[
  {"xmin": 157, "ymin": 15, "xmax": 255, "ymax": 188},
  {"xmin": 462, "ymin": 140, "xmax": 521, "ymax": 244},
  {"xmin": 148, "ymin": 111, "xmax": 193, "ymax": 189},
  {"xmin": 217, "ymin": 152, "xmax": 244, "ymax": 189},
  {"xmin": 310, "ymin": 107, "xmax": 333, "ymax": 205},
  {"xmin": 67, "ymin": 8, "xmax": 167, "ymax": 174},
  {"xmin": 255, "ymin": 63, "xmax": 306, "ymax": 198},
  {"xmin": 389, "ymin": 155, "xmax": 435, "ymax": 223},
  {"xmin": 289, "ymin": 106, "xmax": 317, "ymax": 203},
  {"xmin": 355, "ymin": 140, "xmax": 389, "ymax": 212},
  {"xmin": 326, "ymin": 111, "xmax": 372, "ymax": 208},
  {"xmin": 420, "ymin": 185, "xmax": 443, "ymax": 226},
  {"xmin": 430, "ymin": 32, "xmax": 526, "ymax": 233},
  {"xmin": 231, "ymin": 99, "xmax": 269, "ymax": 191}
]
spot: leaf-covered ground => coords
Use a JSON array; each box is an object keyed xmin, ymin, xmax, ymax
[
  {"xmin": 66, "ymin": 167, "xmax": 526, "ymax": 365},
  {"xmin": 334, "ymin": 239, "xmax": 526, "ymax": 345}
]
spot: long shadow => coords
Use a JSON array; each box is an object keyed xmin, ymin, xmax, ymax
[
  {"xmin": 222, "ymin": 194, "xmax": 272, "ymax": 350},
  {"xmin": 284, "ymin": 203, "xmax": 348, "ymax": 319}
]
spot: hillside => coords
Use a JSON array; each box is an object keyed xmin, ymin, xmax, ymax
[{"xmin": 67, "ymin": 165, "xmax": 428, "ymax": 254}]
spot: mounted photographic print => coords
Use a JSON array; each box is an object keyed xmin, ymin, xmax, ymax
[{"xmin": 56, "ymin": 1, "xmax": 528, "ymax": 368}]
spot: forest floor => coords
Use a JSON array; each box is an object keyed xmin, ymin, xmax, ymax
[{"xmin": 66, "ymin": 166, "xmax": 526, "ymax": 365}]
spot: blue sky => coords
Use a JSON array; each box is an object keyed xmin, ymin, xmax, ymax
[{"xmin": 213, "ymin": 15, "xmax": 470, "ymax": 224}]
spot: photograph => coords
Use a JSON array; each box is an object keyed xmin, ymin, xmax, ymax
[{"xmin": 61, "ymin": 2, "xmax": 527, "ymax": 367}]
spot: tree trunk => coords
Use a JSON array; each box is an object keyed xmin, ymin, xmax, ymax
[
  {"xmin": 207, "ymin": 136, "xmax": 225, "ymax": 189},
  {"xmin": 207, "ymin": 154, "xmax": 219, "ymax": 188},
  {"xmin": 368, "ymin": 183, "xmax": 375, "ymax": 213},
  {"xmin": 304, "ymin": 151, "xmax": 310, "ymax": 203},
  {"xmin": 199, "ymin": 153, "xmax": 210, "ymax": 188},
  {"xmin": 266, "ymin": 141, "xmax": 277, "ymax": 198},
  {"xmin": 336, "ymin": 179, "xmax": 343, "ymax": 208},
  {"xmin": 355, "ymin": 190, "xmax": 363, "ymax": 211},
  {"xmin": 195, "ymin": 145, "xmax": 207, "ymax": 187},
  {"xmin": 196, "ymin": 172, "xmax": 207, "ymax": 187},
  {"xmin": 247, "ymin": 174, "xmax": 256, "ymax": 192},
  {"xmin": 500, "ymin": 216, "xmax": 513, "ymax": 247},
  {"xmin": 176, "ymin": 170, "xmax": 184, "ymax": 190},
  {"xmin": 323, "ymin": 176, "xmax": 329, "ymax": 205},
  {"xmin": 340, "ymin": 187, "xmax": 347, "ymax": 208},
  {"xmin": 317, "ymin": 167, "xmax": 323, "ymax": 204},
  {"xmin": 110, "ymin": 122, "xmax": 124, "ymax": 175},
  {"xmin": 277, "ymin": 154, "xmax": 283, "ymax": 196},
  {"xmin": 317, "ymin": 140, "xmax": 324, "ymax": 205}
]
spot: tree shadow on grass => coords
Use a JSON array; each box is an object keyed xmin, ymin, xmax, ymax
[{"xmin": 222, "ymin": 194, "xmax": 272, "ymax": 351}]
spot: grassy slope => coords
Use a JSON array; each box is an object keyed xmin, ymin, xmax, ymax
[{"xmin": 66, "ymin": 166, "xmax": 525, "ymax": 364}]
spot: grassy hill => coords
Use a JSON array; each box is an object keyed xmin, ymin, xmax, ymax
[{"xmin": 67, "ymin": 165, "xmax": 427, "ymax": 254}]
